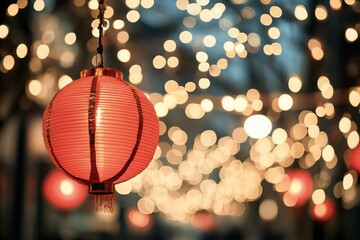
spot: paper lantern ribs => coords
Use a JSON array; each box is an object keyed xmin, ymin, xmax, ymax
[{"xmin": 42, "ymin": 68, "xmax": 159, "ymax": 212}]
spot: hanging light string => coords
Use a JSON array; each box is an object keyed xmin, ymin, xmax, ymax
[{"xmin": 96, "ymin": 0, "xmax": 106, "ymax": 67}]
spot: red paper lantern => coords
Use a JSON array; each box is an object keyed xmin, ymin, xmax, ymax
[
  {"xmin": 348, "ymin": 144, "xmax": 360, "ymax": 174},
  {"xmin": 310, "ymin": 198, "xmax": 336, "ymax": 222},
  {"xmin": 42, "ymin": 68, "xmax": 159, "ymax": 212},
  {"xmin": 281, "ymin": 169, "xmax": 313, "ymax": 207},
  {"xmin": 43, "ymin": 170, "xmax": 87, "ymax": 210}
]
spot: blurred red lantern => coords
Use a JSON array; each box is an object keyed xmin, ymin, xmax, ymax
[
  {"xmin": 43, "ymin": 170, "xmax": 87, "ymax": 211},
  {"xmin": 348, "ymin": 145, "xmax": 360, "ymax": 174},
  {"xmin": 42, "ymin": 68, "xmax": 159, "ymax": 212},
  {"xmin": 126, "ymin": 208, "xmax": 153, "ymax": 231},
  {"xmin": 281, "ymin": 169, "xmax": 313, "ymax": 207},
  {"xmin": 310, "ymin": 198, "xmax": 336, "ymax": 222},
  {"xmin": 192, "ymin": 211, "xmax": 214, "ymax": 231}
]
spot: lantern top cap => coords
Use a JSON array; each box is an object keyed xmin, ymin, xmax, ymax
[{"xmin": 80, "ymin": 67, "xmax": 123, "ymax": 80}]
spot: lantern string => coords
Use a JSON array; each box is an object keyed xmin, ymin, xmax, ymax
[{"xmin": 96, "ymin": 0, "xmax": 106, "ymax": 68}]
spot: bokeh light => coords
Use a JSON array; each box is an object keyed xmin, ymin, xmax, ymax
[
  {"xmin": 244, "ymin": 114, "xmax": 272, "ymax": 139},
  {"xmin": 259, "ymin": 199, "xmax": 278, "ymax": 221}
]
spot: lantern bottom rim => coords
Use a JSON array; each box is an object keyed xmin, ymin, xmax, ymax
[{"xmin": 88, "ymin": 183, "xmax": 114, "ymax": 194}]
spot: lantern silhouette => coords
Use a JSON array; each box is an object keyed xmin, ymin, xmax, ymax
[
  {"xmin": 42, "ymin": 170, "xmax": 87, "ymax": 211},
  {"xmin": 42, "ymin": 68, "xmax": 159, "ymax": 212},
  {"xmin": 348, "ymin": 144, "xmax": 360, "ymax": 174},
  {"xmin": 281, "ymin": 169, "xmax": 313, "ymax": 207},
  {"xmin": 310, "ymin": 198, "xmax": 336, "ymax": 222}
]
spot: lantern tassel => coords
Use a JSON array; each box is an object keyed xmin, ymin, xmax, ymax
[{"xmin": 89, "ymin": 193, "xmax": 115, "ymax": 213}]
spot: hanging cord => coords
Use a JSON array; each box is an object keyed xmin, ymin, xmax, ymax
[{"xmin": 96, "ymin": 0, "xmax": 106, "ymax": 67}]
